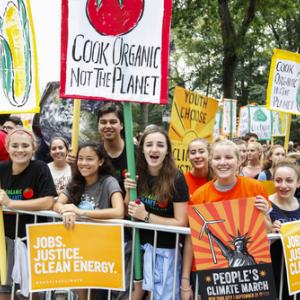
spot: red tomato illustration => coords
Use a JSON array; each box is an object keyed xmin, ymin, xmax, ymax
[
  {"xmin": 23, "ymin": 187, "xmax": 34, "ymax": 199},
  {"xmin": 86, "ymin": 0, "xmax": 144, "ymax": 36}
]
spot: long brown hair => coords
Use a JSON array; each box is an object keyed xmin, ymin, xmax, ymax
[{"xmin": 136, "ymin": 126, "xmax": 178, "ymax": 203}]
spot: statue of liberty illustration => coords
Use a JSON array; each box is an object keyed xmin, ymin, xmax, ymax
[{"xmin": 194, "ymin": 208, "xmax": 256, "ymax": 267}]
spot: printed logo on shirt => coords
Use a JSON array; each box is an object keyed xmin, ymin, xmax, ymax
[
  {"xmin": 5, "ymin": 187, "xmax": 34, "ymax": 200},
  {"xmin": 78, "ymin": 194, "xmax": 95, "ymax": 210},
  {"xmin": 23, "ymin": 187, "xmax": 34, "ymax": 199},
  {"xmin": 140, "ymin": 195, "xmax": 168, "ymax": 212}
]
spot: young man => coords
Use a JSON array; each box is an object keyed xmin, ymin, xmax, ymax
[
  {"xmin": 97, "ymin": 102, "xmax": 129, "ymax": 192},
  {"xmin": 2, "ymin": 116, "xmax": 23, "ymax": 133}
]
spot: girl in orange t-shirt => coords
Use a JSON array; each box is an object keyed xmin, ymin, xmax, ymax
[
  {"xmin": 184, "ymin": 139, "xmax": 211, "ymax": 199},
  {"xmin": 180, "ymin": 139, "xmax": 271, "ymax": 300}
]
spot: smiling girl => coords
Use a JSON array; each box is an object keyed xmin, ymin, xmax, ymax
[
  {"xmin": 124, "ymin": 126, "xmax": 189, "ymax": 300},
  {"xmin": 184, "ymin": 139, "xmax": 211, "ymax": 197},
  {"xmin": 181, "ymin": 139, "xmax": 270, "ymax": 300},
  {"xmin": 242, "ymin": 141, "xmax": 262, "ymax": 178},
  {"xmin": 0, "ymin": 128, "xmax": 56, "ymax": 298},
  {"xmin": 269, "ymin": 160, "xmax": 300, "ymax": 230},
  {"xmin": 54, "ymin": 142, "xmax": 124, "ymax": 300},
  {"xmin": 269, "ymin": 160, "xmax": 300, "ymax": 300},
  {"xmin": 48, "ymin": 137, "xmax": 72, "ymax": 195},
  {"xmin": 54, "ymin": 142, "xmax": 124, "ymax": 225}
]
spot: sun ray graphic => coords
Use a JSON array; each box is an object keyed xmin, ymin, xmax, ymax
[{"xmin": 188, "ymin": 198, "xmax": 271, "ymax": 270}]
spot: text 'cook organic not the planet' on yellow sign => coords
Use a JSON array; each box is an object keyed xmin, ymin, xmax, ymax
[{"xmin": 27, "ymin": 223, "xmax": 124, "ymax": 292}]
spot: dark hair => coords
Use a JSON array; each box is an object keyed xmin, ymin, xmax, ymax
[
  {"xmin": 67, "ymin": 142, "xmax": 115, "ymax": 205},
  {"xmin": 0, "ymin": 114, "xmax": 10, "ymax": 126},
  {"xmin": 7, "ymin": 116, "xmax": 23, "ymax": 126},
  {"xmin": 243, "ymin": 132, "xmax": 258, "ymax": 142},
  {"xmin": 50, "ymin": 136, "xmax": 69, "ymax": 151},
  {"xmin": 136, "ymin": 126, "xmax": 178, "ymax": 203},
  {"xmin": 97, "ymin": 102, "xmax": 123, "ymax": 124}
]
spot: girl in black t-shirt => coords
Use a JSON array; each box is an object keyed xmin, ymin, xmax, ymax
[
  {"xmin": 124, "ymin": 126, "xmax": 189, "ymax": 300},
  {"xmin": 0, "ymin": 128, "xmax": 56, "ymax": 297}
]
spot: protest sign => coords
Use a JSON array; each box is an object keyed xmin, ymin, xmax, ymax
[
  {"xmin": 237, "ymin": 106, "xmax": 250, "ymax": 138},
  {"xmin": 221, "ymin": 98, "xmax": 237, "ymax": 138},
  {"xmin": 60, "ymin": 0, "xmax": 172, "ymax": 104},
  {"xmin": 266, "ymin": 48, "xmax": 300, "ymax": 115},
  {"xmin": 0, "ymin": 0, "xmax": 40, "ymax": 113},
  {"xmin": 237, "ymin": 105, "xmax": 272, "ymax": 141},
  {"xmin": 27, "ymin": 223, "xmax": 124, "ymax": 292},
  {"xmin": 169, "ymin": 86, "xmax": 218, "ymax": 172},
  {"xmin": 272, "ymin": 111, "xmax": 287, "ymax": 137},
  {"xmin": 280, "ymin": 221, "xmax": 300, "ymax": 295},
  {"xmin": 213, "ymin": 108, "xmax": 222, "ymax": 140},
  {"xmin": 249, "ymin": 106, "xmax": 272, "ymax": 141},
  {"xmin": 188, "ymin": 198, "xmax": 276, "ymax": 300}
]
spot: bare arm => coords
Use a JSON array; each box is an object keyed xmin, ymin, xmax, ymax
[
  {"xmin": 53, "ymin": 193, "xmax": 69, "ymax": 213},
  {"xmin": 181, "ymin": 235, "xmax": 194, "ymax": 299},
  {"xmin": 128, "ymin": 201, "xmax": 188, "ymax": 227},
  {"xmin": 0, "ymin": 189, "xmax": 54, "ymax": 211},
  {"xmin": 59, "ymin": 192, "xmax": 124, "ymax": 220}
]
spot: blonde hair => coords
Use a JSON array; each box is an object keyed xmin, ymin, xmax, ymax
[
  {"xmin": 210, "ymin": 139, "xmax": 240, "ymax": 161},
  {"xmin": 5, "ymin": 128, "xmax": 36, "ymax": 149}
]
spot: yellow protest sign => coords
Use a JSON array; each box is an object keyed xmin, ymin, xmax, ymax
[
  {"xmin": 281, "ymin": 221, "xmax": 300, "ymax": 295},
  {"xmin": 266, "ymin": 48, "xmax": 300, "ymax": 115},
  {"xmin": 260, "ymin": 181, "xmax": 276, "ymax": 196},
  {"xmin": 169, "ymin": 86, "xmax": 218, "ymax": 172},
  {"xmin": 27, "ymin": 223, "xmax": 124, "ymax": 292},
  {"xmin": 0, "ymin": 207, "xmax": 6, "ymax": 285}
]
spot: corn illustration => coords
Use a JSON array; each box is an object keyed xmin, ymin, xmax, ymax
[{"xmin": 0, "ymin": 0, "xmax": 31, "ymax": 107}]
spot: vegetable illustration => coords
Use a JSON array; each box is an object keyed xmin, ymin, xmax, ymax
[
  {"xmin": 86, "ymin": 0, "xmax": 144, "ymax": 36},
  {"xmin": 0, "ymin": 0, "xmax": 31, "ymax": 107},
  {"xmin": 253, "ymin": 109, "xmax": 267, "ymax": 122}
]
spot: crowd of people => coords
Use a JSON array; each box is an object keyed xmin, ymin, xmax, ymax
[{"xmin": 0, "ymin": 106, "xmax": 299, "ymax": 300}]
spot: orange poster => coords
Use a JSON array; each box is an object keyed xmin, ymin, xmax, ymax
[
  {"xmin": 188, "ymin": 198, "xmax": 276, "ymax": 300},
  {"xmin": 27, "ymin": 223, "xmax": 124, "ymax": 292},
  {"xmin": 281, "ymin": 220, "xmax": 300, "ymax": 295},
  {"xmin": 169, "ymin": 86, "xmax": 218, "ymax": 172}
]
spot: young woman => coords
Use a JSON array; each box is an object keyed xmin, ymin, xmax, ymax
[
  {"xmin": 124, "ymin": 126, "xmax": 189, "ymax": 300},
  {"xmin": 269, "ymin": 160, "xmax": 300, "ymax": 231},
  {"xmin": 233, "ymin": 138, "xmax": 247, "ymax": 174},
  {"xmin": 241, "ymin": 141, "xmax": 262, "ymax": 178},
  {"xmin": 48, "ymin": 137, "xmax": 72, "ymax": 195},
  {"xmin": 54, "ymin": 142, "xmax": 124, "ymax": 300},
  {"xmin": 0, "ymin": 128, "xmax": 56, "ymax": 299},
  {"xmin": 185, "ymin": 138, "xmax": 211, "ymax": 197},
  {"xmin": 54, "ymin": 142, "xmax": 124, "ymax": 226},
  {"xmin": 269, "ymin": 160, "xmax": 300, "ymax": 300},
  {"xmin": 181, "ymin": 139, "xmax": 270, "ymax": 300},
  {"xmin": 257, "ymin": 145, "xmax": 286, "ymax": 181}
]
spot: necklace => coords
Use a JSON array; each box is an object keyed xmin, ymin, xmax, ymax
[{"xmin": 214, "ymin": 178, "xmax": 237, "ymax": 192}]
